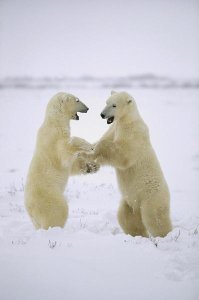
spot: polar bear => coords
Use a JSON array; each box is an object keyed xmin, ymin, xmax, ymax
[
  {"xmin": 25, "ymin": 92, "xmax": 99, "ymax": 230},
  {"xmin": 81, "ymin": 91, "xmax": 172, "ymax": 237}
]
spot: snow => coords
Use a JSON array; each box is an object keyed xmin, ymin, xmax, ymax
[{"xmin": 0, "ymin": 86, "xmax": 199, "ymax": 300}]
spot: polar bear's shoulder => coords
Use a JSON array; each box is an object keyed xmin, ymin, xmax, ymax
[{"xmin": 129, "ymin": 120, "xmax": 149, "ymax": 137}]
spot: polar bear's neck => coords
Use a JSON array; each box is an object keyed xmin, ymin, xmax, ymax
[
  {"xmin": 114, "ymin": 107, "xmax": 147, "ymax": 138},
  {"xmin": 45, "ymin": 113, "xmax": 70, "ymax": 125},
  {"xmin": 44, "ymin": 115, "xmax": 71, "ymax": 137},
  {"xmin": 119, "ymin": 106, "xmax": 142, "ymax": 125}
]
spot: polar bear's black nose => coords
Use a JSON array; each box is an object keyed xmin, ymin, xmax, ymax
[{"xmin": 101, "ymin": 113, "xmax": 105, "ymax": 119}]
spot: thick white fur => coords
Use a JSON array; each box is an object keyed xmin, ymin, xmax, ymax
[
  {"xmin": 25, "ymin": 92, "xmax": 98, "ymax": 230},
  {"xmin": 83, "ymin": 91, "xmax": 172, "ymax": 237}
]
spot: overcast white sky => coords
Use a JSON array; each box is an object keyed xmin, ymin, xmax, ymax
[{"xmin": 0, "ymin": 0, "xmax": 198, "ymax": 78}]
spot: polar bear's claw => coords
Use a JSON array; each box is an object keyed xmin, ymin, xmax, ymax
[{"xmin": 85, "ymin": 162, "xmax": 100, "ymax": 174}]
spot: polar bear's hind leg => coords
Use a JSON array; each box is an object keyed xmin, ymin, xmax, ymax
[
  {"xmin": 41, "ymin": 198, "xmax": 68, "ymax": 230},
  {"xmin": 27, "ymin": 195, "xmax": 68, "ymax": 230},
  {"xmin": 31, "ymin": 216, "xmax": 41, "ymax": 229},
  {"xmin": 141, "ymin": 198, "xmax": 172, "ymax": 237},
  {"xmin": 117, "ymin": 200, "xmax": 148, "ymax": 237}
]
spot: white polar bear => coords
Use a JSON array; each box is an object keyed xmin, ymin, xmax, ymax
[
  {"xmin": 25, "ymin": 92, "xmax": 99, "ymax": 230},
  {"xmin": 82, "ymin": 91, "xmax": 172, "ymax": 237}
]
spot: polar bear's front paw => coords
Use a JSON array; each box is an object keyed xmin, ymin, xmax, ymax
[
  {"xmin": 85, "ymin": 161, "xmax": 100, "ymax": 174},
  {"xmin": 80, "ymin": 158, "xmax": 100, "ymax": 174}
]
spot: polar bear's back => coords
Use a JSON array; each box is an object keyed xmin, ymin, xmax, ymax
[
  {"xmin": 24, "ymin": 149, "xmax": 69, "ymax": 229},
  {"xmin": 25, "ymin": 150, "xmax": 69, "ymax": 198}
]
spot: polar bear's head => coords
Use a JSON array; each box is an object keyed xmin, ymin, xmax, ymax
[
  {"xmin": 100, "ymin": 91, "xmax": 138, "ymax": 124},
  {"xmin": 46, "ymin": 92, "xmax": 89, "ymax": 120}
]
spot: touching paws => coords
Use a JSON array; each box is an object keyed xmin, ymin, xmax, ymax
[
  {"xmin": 84, "ymin": 161, "xmax": 100, "ymax": 174},
  {"xmin": 78, "ymin": 156, "xmax": 100, "ymax": 174}
]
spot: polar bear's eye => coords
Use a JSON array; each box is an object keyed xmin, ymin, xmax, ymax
[
  {"xmin": 112, "ymin": 104, "xmax": 116, "ymax": 108},
  {"xmin": 76, "ymin": 98, "xmax": 79, "ymax": 102}
]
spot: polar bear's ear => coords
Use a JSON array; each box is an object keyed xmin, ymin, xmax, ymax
[
  {"xmin": 111, "ymin": 90, "xmax": 117, "ymax": 95},
  {"xmin": 127, "ymin": 99, "xmax": 132, "ymax": 104}
]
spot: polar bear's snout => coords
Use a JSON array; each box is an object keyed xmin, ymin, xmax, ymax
[
  {"xmin": 73, "ymin": 101, "xmax": 89, "ymax": 120},
  {"xmin": 100, "ymin": 106, "xmax": 115, "ymax": 124},
  {"xmin": 77, "ymin": 101, "xmax": 89, "ymax": 113}
]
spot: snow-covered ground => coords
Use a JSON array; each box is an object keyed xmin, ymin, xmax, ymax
[{"xmin": 0, "ymin": 87, "xmax": 199, "ymax": 300}]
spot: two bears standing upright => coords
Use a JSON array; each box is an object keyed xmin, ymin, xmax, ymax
[{"xmin": 25, "ymin": 91, "xmax": 172, "ymax": 237}]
